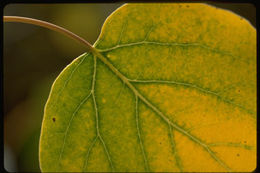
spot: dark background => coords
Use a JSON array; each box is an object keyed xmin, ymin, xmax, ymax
[{"xmin": 3, "ymin": 3, "xmax": 256, "ymax": 172}]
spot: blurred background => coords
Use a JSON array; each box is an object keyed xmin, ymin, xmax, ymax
[{"xmin": 3, "ymin": 3, "xmax": 255, "ymax": 172}]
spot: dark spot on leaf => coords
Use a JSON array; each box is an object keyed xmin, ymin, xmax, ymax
[
  {"xmin": 237, "ymin": 153, "xmax": 240, "ymax": 157},
  {"xmin": 238, "ymin": 90, "xmax": 240, "ymax": 92},
  {"xmin": 52, "ymin": 117, "xmax": 56, "ymax": 122},
  {"xmin": 244, "ymin": 141, "xmax": 247, "ymax": 143},
  {"xmin": 160, "ymin": 142, "xmax": 162, "ymax": 145},
  {"xmin": 186, "ymin": 5, "xmax": 189, "ymax": 8},
  {"xmin": 240, "ymin": 18, "xmax": 243, "ymax": 20}
]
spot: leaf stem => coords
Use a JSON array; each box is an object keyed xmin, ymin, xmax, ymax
[{"xmin": 4, "ymin": 16, "xmax": 95, "ymax": 53}]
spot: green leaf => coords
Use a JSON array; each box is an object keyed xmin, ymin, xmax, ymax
[{"xmin": 39, "ymin": 3, "xmax": 256, "ymax": 172}]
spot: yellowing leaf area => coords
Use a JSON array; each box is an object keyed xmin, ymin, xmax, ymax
[{"xmin": 39, "ymin": 3, "xmax": 256, "ymax": 172}]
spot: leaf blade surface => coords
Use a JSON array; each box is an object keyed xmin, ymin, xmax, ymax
[{"xmin": 40, "ymin": 3, "xmax": 256, "ymax": 172}]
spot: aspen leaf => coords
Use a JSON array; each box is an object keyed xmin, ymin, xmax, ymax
[{"xmin": 39, "ymin": 3, "xmax": 256, "ymax": 172}]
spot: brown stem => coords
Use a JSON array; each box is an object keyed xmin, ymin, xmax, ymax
[{"xmin": 4, "ymin": 16, "xmax": 95, "ymax": 53}]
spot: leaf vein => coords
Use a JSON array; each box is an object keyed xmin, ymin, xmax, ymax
[
  {"xmin": 135, "ymin": 95, "xmax": 150, "ymax": 172},
  {"xmin": 57, "ymin": 91, "xmax": 92, "ymax": 167},
  {"xmin": 168, "ymin": 124, "xmax": 183, "ymax": 172},
  {"xmin": 52, "ymin": 53, "xmax": 88, "ymax": 111},
  {"xmin": 82, "ymin": 136, "xmax": 98, "ymax": 171},
  {"xmin": 57, "ymin": 53, "xmax": 88, "ymax": 96},
  {"xmin": 97, "ymin": 41, "xmax": 240, "ymax": 62},
  {"xmin": 128, "ymin": 79, "xmax": 254, "ymax": 116},
  {"xmin": 117, "ymin": 20, "xmax": 127, "ymax": 46},
  {"xmin": 137, "ymin": 93, "xmax": 232, "ymax": 171},
  {"xmin": 208, "ymin": 142, "xmax": 254, "ymax": 150},
  {"xmin": 92, "ymin": 56, "xmax": 115, "ymax": 172}
]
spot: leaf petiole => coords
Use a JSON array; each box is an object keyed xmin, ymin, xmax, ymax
[{"xmin": 4, "ymin": 16, "xmax": 95, "ymax": 53}]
